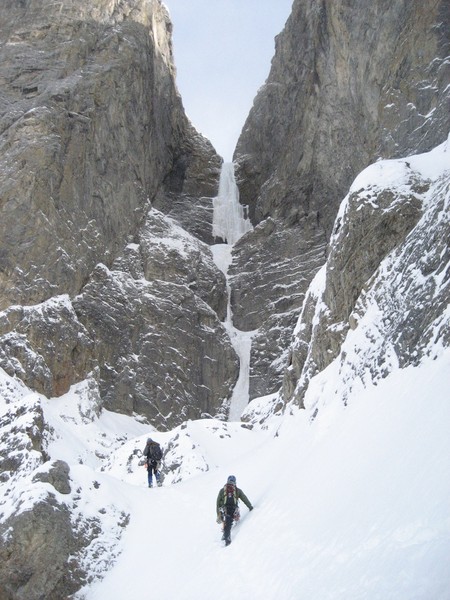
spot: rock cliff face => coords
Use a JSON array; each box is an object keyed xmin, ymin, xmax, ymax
[
  {"xmin": 232, "ymin": 0, "xmax": 450, "ymax": 399},
  {"xmin": 283, "ymin": 139, "xmax": 450, "ymax": 412},
  {"xmin": 0, "ymin": 0, "xmax": 236, "ymax": 425}
]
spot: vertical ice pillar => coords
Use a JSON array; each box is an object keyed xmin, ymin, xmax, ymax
[{"xmin": 212, "ymin": 162, "xmax": 252, "ymax": 245}]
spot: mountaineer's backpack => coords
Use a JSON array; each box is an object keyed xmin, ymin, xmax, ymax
[
  {"xmin": 224, "ymin": 483, "xmax": 238, "ymax": 508},
  {"xmin": 149, "ymin": 443, "xmax": 163, "ymax": 462}
]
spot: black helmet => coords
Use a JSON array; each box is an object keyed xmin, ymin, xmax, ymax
[
  {"xmin": 147, "ymin": 437, "xmax": 153, "ymax": 443},
  {"xmin": 227, "ymin": 475, "xmax": 236, "ymax": 484}
]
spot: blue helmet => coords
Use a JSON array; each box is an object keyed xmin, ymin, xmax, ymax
[{"xmin": 227, "ymin": 475, "xmax": 236, "ymax": 484}]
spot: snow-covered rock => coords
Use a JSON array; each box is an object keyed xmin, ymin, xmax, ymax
[
  {"xmin": 0, "ymin": 1, "xmax": 449, "ymax": 597},
  {"xmin": 284, "ymin": 138, "xmax": 450, "ymax": 410}
]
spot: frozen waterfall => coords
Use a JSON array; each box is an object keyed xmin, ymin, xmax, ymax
[
  {"xmin": 212, "ymin": 162, "xmax": 252, "ymax": 244},
  {"xmin": 211, "ymin": 162, "xmax": 256, "ymax": 422}
]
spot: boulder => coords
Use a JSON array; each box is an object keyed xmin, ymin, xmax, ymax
[
  {"xmin": 0, "ymin": 499, "xmax": 78, "ymax": 600},
  {"xmin": 32, "ymin": 460, "xmax": 72, "ymax": 495}
]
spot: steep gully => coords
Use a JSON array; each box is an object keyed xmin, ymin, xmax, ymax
[{"xmin": 210, "ymin": 163, "xmax": 256, "ymax": 421}]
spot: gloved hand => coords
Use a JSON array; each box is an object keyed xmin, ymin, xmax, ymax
[{"xmin": 216, "ymin": 515, "xmax": 222, "ymax": 524}]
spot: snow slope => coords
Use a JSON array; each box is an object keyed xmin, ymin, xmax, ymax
[
  {"xmin": 60, "ymin": 348, "xmax": 450, "ymax": 600},
  {"xmin": 3, "ymin": 349, "xmax": 448, "ymax": 598}
]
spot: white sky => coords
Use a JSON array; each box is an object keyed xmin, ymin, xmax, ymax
[{"xmin": 163, "ymin": 0, "xmax": 293, "ymax": 161}]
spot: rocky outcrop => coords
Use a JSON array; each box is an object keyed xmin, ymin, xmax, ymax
[
  {"xmin": 0, "ymin": 296, "xmax": 94, "ymax": 398},
  {"xmin": 73, "ymin": 261, "xmax": 237, "ymax": 428},
  {"xmin": 0, "ymin": 395, "xmax": 46, "ymax": 480},
  {"xmin": 0, "ymin": 498, "xmax": 78, "ymax": 600},
  {"xmin": 153, "ymin": 127, "xmax": 223, "ymax": 245},
  {"xmin": 0, "ymin": 206, "xmax": 238, "ymax": 427},
  {"xmin": 229, "ymin": 216, "xmax": 327, "ymax": 399},
  {"xmin": 232, "ymin": 0, "xmax": 450, "ymax": 398},
  {"xmin": 32, "ymin": 459, "xmax": 72, "ymax": 495},
  {"xmin": 0, "ymin": 0, "xmax": 236, "ymax": 425},
  {"xmin": 0, "ymin": 499, "xmax": 78, "ymax": 600},
  {"xmin": 283, "ymin": 141, "xmax": 450, "ymax": 409},
  {"xmin": 136, "ymin": 209, "xmax": 227, "ymax": 319},
  {"xmin": 236, "ymin": 0, "xmax": 449, "ymax": 227},
  {"xmin": 0, "ymin": 392, "xmax": 131, "ymax": 599},
  {"xmin": 0, "ymin": 396, "xmax": 75, "ymax": 600}
]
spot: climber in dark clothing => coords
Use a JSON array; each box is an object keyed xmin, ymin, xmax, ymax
[
  {"xmin": 216, "ymin": 475, "xmax": 253, "ymax": 545},
  {"xmin": 142, "ymin": 437, "xmax": 163, "ymax": 487}
]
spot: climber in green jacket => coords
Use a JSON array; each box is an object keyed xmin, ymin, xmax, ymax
[{"xmin": 216, "ymin": 475, "xmax": 253, "ymax": 545}]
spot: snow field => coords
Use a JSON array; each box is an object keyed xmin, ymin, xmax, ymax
[{"xmin": 81, "ymin": 350, "xmax": 450, "ymax": 600}]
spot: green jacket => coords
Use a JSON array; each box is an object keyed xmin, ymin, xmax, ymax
[{"xmin": 216, "ymin": 485, "xmax": 253, "ymax": 514}]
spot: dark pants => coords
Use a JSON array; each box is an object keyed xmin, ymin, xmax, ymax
[
  {"xmin": 222, "ymin": 504, "xmax": 239, "ymax": 540},
  {"xmin": 147, "ymin": 461, "xmax": 160, "ymax": 486}
]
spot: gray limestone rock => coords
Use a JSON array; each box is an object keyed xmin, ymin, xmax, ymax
[
  {"xmin": 32, "ymin": 460, "xmax": 72, "ymax": 495},
  {"xmin": 136, "ymin": 209, "xmax": 227, "ymax": 319},
  {"xmin": 229, "ymin": 217, "xmax": 326, "ymax": 399},
  {"xmin": 232, "ymin": 0, "xmax": 450, "ymax": 398},
  {"xmin": 236, "ymin": 0, "xmax": 449, "ymax": 229},
  {"xmin": 284, "ymin": 155, "xmax": 449, "ymax": 407},
  {"xmin": 0, "ymin": 296, "xmax": 95, "ymax": 398},
  {"xmin": 0, "ymin": 391, "xmax": 127, "ymax": 600},
  {"xmin": 0, "ymin": 0, "xmax": 221, "ymax": 312},
  {"xmin": 0, "ymin": 0, "xmax": 227, "ymax": 427},
  {"xmin": 73, "ymin": 264, "xmax": 238, "ymax": 429},
  {"xmin": 0, "ymin": 396, "xmax": 46, "ymax": 480},
  {"xmin": 153, "ymin": 127, "xmax": 223, "ymax": 244},
  {"xmin": 0, "ymin": 499, "xmax": 78, "ymax": 600},
  {"xmin": 0, "ymin": 398, "xmax": 77, "ymax": 600}
]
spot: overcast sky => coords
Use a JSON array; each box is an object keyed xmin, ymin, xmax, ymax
[{"xmin": 163, "ymin": 0, "xmax": 293, "ymax": 161}]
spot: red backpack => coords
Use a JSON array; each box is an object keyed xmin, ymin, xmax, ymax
[{"xmin": 224, "ymin": 483, "xmax": 238, "ymax": 507}]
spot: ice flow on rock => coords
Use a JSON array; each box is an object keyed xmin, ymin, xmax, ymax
[
  {"xmin": 212, "ymin": 162, "xmax": 252, "ymax": 245},
  {"xmin": 211, "ymin": 162, "xmax": 256, "ymax": 421}
]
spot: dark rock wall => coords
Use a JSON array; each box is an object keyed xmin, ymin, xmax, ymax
[
  {"xmin": 283, "ymin": 151, "xmax": 450, "ymax": 407},
  {"xmin": 232, "ymin": 0, "xmax": 450, "ymax": 398},
  {"xmin": 236, "ymin": 0, "xmax": 449, "ymax": 227},
  {"xmin": 0, "ymin": 394, "xmax": 128, "ymax": 600},
  {"xmin": 0, "ymin": 5, "xmax": 234, "ymax": 595},
  {"xmin": 0, "ymin": 0, "xmax": 237, "ymax": 424},
  {"xmin": 0, "ymin": 0, "xmax": 221, "ymax": 310},
  {"xmin": 73, "ymin": 261, "xmax": 237, "ymax": 427}
]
